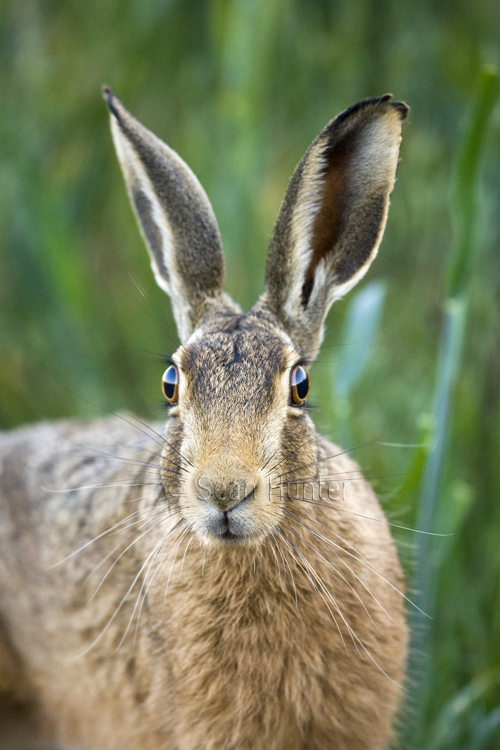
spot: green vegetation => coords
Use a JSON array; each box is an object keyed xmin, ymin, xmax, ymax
[
  {"xmin": 0, "ymin": 1, "xmax": 499, "ymax": 747},
  {"xmin": 409, "ymin": 67, "xmax": 499, "ymax": 749}
]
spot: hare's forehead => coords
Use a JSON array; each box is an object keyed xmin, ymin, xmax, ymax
[{"xmin": 178, "ymin": 329, "xmax": 295, "ymax": 389}]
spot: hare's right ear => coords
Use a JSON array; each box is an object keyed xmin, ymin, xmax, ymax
[
  {"xmin": 261, "ymin": 95, "xmax": 408, "ymax": 359},
  {"xmin": 103, "ymin": 87, "xmax": 238, "ymax": 343}
]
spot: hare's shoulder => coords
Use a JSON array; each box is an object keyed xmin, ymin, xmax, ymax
[
  {"xmin": 0, "ymin": 415, "xmax": 162, "ymax": 460},
  {"xmin": 0, "ymin": 416, "xmax": 163, "ymax": 483},
  {"xmin": 0, "ymin": 416, "xmax": 164, "ymax": 552},
  {"xmin": 0, "ymin": 417, "xmax": 165, "ymax": 687}
]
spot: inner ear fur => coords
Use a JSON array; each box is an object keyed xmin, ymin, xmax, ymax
[{"xmin": 262, "ymin": 95, "xmax": 409, "ymax": 356}]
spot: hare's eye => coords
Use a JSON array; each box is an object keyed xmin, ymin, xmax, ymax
[
  {"xmin": 291, "ymin": 366, "xmax": 310, "ymax": 405},
  {"xmin": 162, "ymin": 365, "xmax": 179, "ymax": 404}
]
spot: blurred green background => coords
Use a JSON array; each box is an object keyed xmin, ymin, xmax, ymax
[{"xmin": 1, "ymin": 0, "xmax": 499, "ymax": 747}]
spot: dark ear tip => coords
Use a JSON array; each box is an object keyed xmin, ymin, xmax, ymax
[
  {"xmin": 102, "ymin": 84, "xmax": 121, "ymax": 120},
  {"xmin": 333, "ymin": 95, "xmax": 410, "ymax": 130},
  {"xmin": 391, "ymin": 100, "xmax": 410, "ymax": 120},
  {"xmin": 101, "ymin": 84, "xmax": 113, "ymax": 104},
  {"xmin": 379, "ymin": 94, "xmax": 410, "ymax": 120}
]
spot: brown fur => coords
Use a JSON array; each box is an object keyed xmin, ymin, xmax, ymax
[{"xmin": 0, "ymin": 91, "xmax": 409, "ymax": 749}]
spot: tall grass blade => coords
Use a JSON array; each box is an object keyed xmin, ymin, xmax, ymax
[
  {"xmin": 447, "ymin": 66, "xmax": 500, "ymax": 300},
  {"xmin": 408, "ymin": 64, "xmax": 499, "ymax": 748},
  {"xmin": 427, "ymin": 670, "xmax": 500, "ymax": 750}
]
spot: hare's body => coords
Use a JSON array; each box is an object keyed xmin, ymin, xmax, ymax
[
  {"xmin": 0, "ymin": 416, "xmax": 405, "ymax": 750},
  {"xmin": 0, "ymin": 92, "xmax": 409, "ymax": 748}
]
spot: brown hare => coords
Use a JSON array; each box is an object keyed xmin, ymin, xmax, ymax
[{"xmin": 0, "ymin": 90, "xmax": 409, "ymax": 750}]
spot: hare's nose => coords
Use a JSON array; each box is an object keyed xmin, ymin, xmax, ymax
[{"xmin": 195, "ymin": 475, "xmax": 259, "ymax": 512}]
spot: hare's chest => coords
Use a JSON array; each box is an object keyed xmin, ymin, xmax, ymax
[{"xmin": 156, "ymin": 570, "xmax": 338, "ymax": 746}]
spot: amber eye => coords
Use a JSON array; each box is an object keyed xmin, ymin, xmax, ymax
[
  {"xmin": 290, "ymin": 365, "xmax": 310, "ymax": 405},
  {"xmin": 162, "ymin": 365, "xmax": 179, "ymax": 404}
]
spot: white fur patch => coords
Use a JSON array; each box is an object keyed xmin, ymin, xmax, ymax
[{"xmin": 283, "ymin": 137, "xmax": 329, "ymax": 321}]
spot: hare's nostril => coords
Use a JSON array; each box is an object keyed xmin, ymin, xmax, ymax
[{"xmin": 195, "ymin": 475, "xmax": 258, "ymax": 512}]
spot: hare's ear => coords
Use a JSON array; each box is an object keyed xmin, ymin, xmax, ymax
[
  {"xmin": 103, "ymin": 87, "xmax": 238, "ymax": 343},
  {"xmin": 261, "ymin": 95, "xmax": 408, "ymax": 358}
]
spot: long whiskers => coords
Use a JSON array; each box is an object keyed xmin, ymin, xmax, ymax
[
  {"xmin": 163, "ymin": 527, "xmax": 192, "ymax": 605},
  {"xmin": 42, "ymin": 483, "xmax": 158, "ymax": 494},
  {"xmin": 281, "ymin": 492, "xmax": 448, "ymax": 537},
  {"xmin": 114, "ymin": 441, "xmax": 189, "ymax": 475},
  {"xmin": 276, "ymin": 495, "xmax": 430, "ymax": 617},
  {"xmin": 87, "ymin": 513, "xmax": 176, "ymax": 604},
  {"xmin": 123, "ymin": 524, "xmax": 188, "ymax": 649},
  {"xmin": 74, "ymin": 518, "xmax": 186, "ymax": 659},
  {"xmin": 271, "ymin": 423, "xmax": 403, "ymax": 482},
  {"xmin": 277, "ymin": 525, "xmax": 402, "ymax": 687},
  {"xmin": 282, "ymin": 508, "xmax": 380, "ymax": 631},
  {"xmin": 50, "ymin": 498, "xmax": 162, "ymax": 568},
  {"xmin": 265, "ymin": 432, "xmax": 327, "ymax": 477},
  {"xmin": 276, "ymin": 528, "xmax": 350, "ymax": 655},
  {"xmin": 284, "ymin": 506, "xmax": 408, "ymax": 622}
]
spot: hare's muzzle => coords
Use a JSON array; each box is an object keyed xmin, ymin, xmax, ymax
[
  {"xmin": 197, "ymin": 476, "xmax": 257, "ymax": 512},
  {"xmin": 188, "ymin": 465, "xmax": 265, "ymax": 543}
]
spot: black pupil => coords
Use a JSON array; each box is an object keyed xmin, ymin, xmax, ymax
[
  {"xmin": 163, "ymin": 366, "xmax": 177, "ymax": 400},
  {"xmin": 294, "ymin": 367, "xmax": 309, "ymax": 400}
]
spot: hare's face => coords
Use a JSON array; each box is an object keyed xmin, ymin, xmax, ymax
[
  {"xmin": 105, "ymin": 88, "xmax": 407, "ymax": 547},
  {"xmin": 161, "ymin": 311, "xmax": 316, "ymax": 547}
]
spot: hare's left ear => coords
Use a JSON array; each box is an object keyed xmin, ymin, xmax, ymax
[
  {"xmin": 260, "ymin": 95, "xmax": 408, "ymax": 358},
  {"xmin": 103, "ymin": 87, "xmax": 238, "ymax": 343}
]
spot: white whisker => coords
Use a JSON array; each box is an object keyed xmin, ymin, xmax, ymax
[{"xmin": 73, "ymin": 519, "xmax": 185, "ymax": 659}]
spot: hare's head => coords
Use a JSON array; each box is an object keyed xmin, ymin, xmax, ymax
[{"xmin": 104, "ymin": 88, "xmax": 408, "ymax": 549}]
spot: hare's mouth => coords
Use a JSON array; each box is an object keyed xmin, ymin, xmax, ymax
[
  {"xmin": 192, "ymin": 486, "xmax": 266, "ymax": 544},
  {"xmin": 218, "ymin": 527, "xmax": 244, "ymax": 543},
  {"xmin": 203, "ymin": 503, "xmax": 254, "ymax": 543},
  {"xmin": 185, "ymin": 471, "xmax": 273, "ymax": 545}
]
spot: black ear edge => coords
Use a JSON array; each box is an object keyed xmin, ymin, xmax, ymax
[
  {"xmin": 102, "ymin": 85, "xmax": 122, "ymax": 121},
  {"xmin": 315, "ymin": 95, "xmax": 409, "ymax": 156},
  {"xmin": 333, "ymin": 94, "xmax": 410, "ymax": 127}
]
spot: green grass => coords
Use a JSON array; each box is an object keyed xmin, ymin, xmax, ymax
[{"xmin": 405, "ymin": 66, "xmax": 499, "ymax": 749}]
